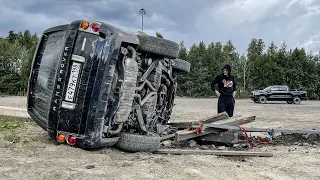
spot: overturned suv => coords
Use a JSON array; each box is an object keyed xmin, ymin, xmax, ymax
[{"xmin": 27, "ymin": 20, "xmax": 190, "ymax": 152}]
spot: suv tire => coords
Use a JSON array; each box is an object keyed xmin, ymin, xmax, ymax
[
  {"xmin": 116, "ymin": 133, "xmax": 161, "ymax": 152},
  {"xmin": 137, "ymin": 34, "xmax": 180, "ymax": 58},
  {"xmin": 172, "ymin": 59, "xmax": 190, "ymax": 73},
  {"xmin": 258, "ymin": 96, "xmax": 267, "ymax": 104},
  {"xmin": 293, "ymin": 96, "xmax": 301, "ymax": 104}
]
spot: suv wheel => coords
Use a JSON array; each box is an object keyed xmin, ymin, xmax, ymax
[
  {"xmin": 293, "ymin": 96, "xmax": 301, "ymax": 104},
  {"xmin": 137, "ymin": 34, "xmax": 180, "ymax": 58},
  {"xmin": 116, "ymin": 133, "xmax": 161, "ymax": 152},
  {"xmin": 172, "ymin": 59, "xmax": 190, "ymax": 73},
  {"xmin": 286, "ymin": 100, "xmax": 293, "ymax": 104},
  {"xmin": 258, "ymin": 96, "xmax": 267, "ymax": 104}
]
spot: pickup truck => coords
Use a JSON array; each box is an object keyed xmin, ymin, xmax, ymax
[{"xmin": 250, "ymin": 85, "xmax": 307, "ymax": 104}]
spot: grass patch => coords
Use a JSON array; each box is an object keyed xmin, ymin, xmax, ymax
[
  {"xmin": 4, "ymin": 133, "xmax": 20, "ymax": 143},
  {"xmin": 0, "ymin": 115, "xmax": 29, "ymax": 131}
]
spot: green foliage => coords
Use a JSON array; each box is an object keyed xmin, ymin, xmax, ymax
[
  {"xmin": 4, "ymin": 133, "xmax": 21, "ymax": 143},
  {"xmin": 0, "ymin": 30, "xmax": 39, "ymax": 95},
  {"xmin": 0, "ymin": 116, "xmax": 26, "ymax": 131}
]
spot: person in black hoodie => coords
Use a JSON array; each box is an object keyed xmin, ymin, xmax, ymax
[{"xmin": 211, "ymin": 64, "xmax": 237, "ymax": 117}]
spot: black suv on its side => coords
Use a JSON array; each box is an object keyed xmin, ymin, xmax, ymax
[
  {"xmin": 27, "ymin": 20, "xmax": 190, "ymax": 152},
  {"xmin": 250, "ymin": 85, "xmax": 308, "ymax": 104}
]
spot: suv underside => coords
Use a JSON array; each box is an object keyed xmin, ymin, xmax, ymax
[{"xmin": 105, "ymin": 34, "xmax": 190, "ymax": 152}]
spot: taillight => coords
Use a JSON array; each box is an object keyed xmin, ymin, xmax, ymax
[
  {"xmin": 66, "ymin": 135, "xmax": 76, "ymax": 145},
  {"xmin": 57, "ymin": 133, "xmax": 65, "ymax": 143},
  {"xmin": 79, "ymin": 20, "xmax": 101, "ymax": 33},
  {"xmin": 91, "ymin": 23, "xmax": 100, "ymax": 32},
  {"xmin": 81, "ymin": 21, "xmax": 89, "ymax": 30}
]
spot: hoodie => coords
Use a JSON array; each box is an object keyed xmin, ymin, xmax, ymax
[{"xmin": 211, "ymin": 64, "xmax": 237, "ymax": 96}]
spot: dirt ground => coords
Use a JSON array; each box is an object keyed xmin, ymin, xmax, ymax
[{"xmin": 0, "ymin": 96, "xmax": 320, "ymax": 180}]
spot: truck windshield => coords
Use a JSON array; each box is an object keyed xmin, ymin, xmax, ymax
[{"xmin": 263, "ymin": 86, "xmax": 271, "ymax": 91}]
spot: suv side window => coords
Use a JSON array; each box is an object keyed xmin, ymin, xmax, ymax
[
  {"xmin": 278, "ymin": 86, "xmax": 288, "ymax": 91},
  {"xmin": 270, "ymin": 87, "xmax": 279, "ymax": 91}
]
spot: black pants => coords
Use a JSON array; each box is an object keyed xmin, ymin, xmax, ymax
[{"xmin": 218, "ymin": 95, "xmax": 235, "ymax": 117}]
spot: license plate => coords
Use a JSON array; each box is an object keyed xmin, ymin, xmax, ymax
[{"xmin": 65, "ymin": 62, "xmax": 81, "ymax": 102}]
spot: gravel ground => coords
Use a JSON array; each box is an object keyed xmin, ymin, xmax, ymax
[{"xmin": 0, "ymin": 96, "xmax": 320, "ymax": 180}]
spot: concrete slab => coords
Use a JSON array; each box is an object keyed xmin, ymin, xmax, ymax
[{"xmin": 0, "ymin": 106, "xmax": 29, "ymax": 118}]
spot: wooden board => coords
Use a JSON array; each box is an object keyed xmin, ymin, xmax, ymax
[
  {"xmin": 156, "ymin": 149, "xmax": 273, "ymax": 157},
  {"xmin": 214, "ymin": 116, "xmax": 256, "ymax": 126},
  {"xmin": 175, "ymin": 116, "xmax": 256, "ymax": 142},
  {"xmin": 168, "ymin": 112, "xmax": 229, "ymax": 129},
  {"xmin": 160, "ymin": 133, "xmax": 177, "ymax": 142}
]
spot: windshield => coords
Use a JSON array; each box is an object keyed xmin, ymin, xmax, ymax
[{"xmin": 263, "ymin": 86, "xmax": 272, "ymax": 91}]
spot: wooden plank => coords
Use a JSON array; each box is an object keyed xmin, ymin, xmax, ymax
[
  {"xmin": 214, "ymin": 116, "xmax": 256, "ymax": 126},
  {"xmin": 175, "ymin": 128, "xmax": 219, "ymax": 142},
  {"xmin": 174, "ymin": 116, "xmax": 256, "ymax": 142},
  {"xmin": 160, "ymin": 133, "xmax": 176, "ymax": 142},
  {"xmin": 201, "ymin": 112, "xmax": 229, "ymax": 124},
  {"xmin": 205, "ymin": 124, "xmax": 320, "ymax": 134},
  {"xmin": 155, "ymin": 149, "xmax": 273, "ymax": 157},
  {"xmin": 168, "ymin": 112, "xmax": 229, "ymax": 128}
]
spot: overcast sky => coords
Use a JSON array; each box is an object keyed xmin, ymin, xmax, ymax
[{"xmin": 1, "ymin": 0, "xmax": 320, "ymax": 54}]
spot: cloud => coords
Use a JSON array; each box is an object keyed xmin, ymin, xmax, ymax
[{"xmin": 0, "ymin": 0, "xmax": 320, "ymax": 54}]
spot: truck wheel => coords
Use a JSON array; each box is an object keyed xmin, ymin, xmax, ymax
[
  {"xmin": 293, "ymin": 96, "xmax": 301, "ymax": 104},
  {"xmin": 258, "ymin": 96, "xmax": 267, "ymax": 104},
  {"xmin": 137, "ymin": 34, "xmax": 180, "ymax": 59},
  {"xmin": 116, "ymin": 133, "xmax": 161, "ymax": 152},
  {"xmin": 172, "ymin": 59, "xmax": 190, "ymax": 73},
  {"xmin": 286, "ymin": 100, "xmax": 293, "ymax": 104}
]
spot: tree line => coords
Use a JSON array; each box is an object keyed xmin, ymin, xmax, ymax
[
  {"xmin": 1, "ymin": 30, "xmax": 320, "ymax": 99},
  {"xmin": 177, "ymin": 39, "xmax": 320, "ymax": 100},
  {"xmin": 0, "ymin": 30, "xmax": 39, "ymax": 95}
]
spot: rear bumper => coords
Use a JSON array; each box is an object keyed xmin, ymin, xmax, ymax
[{"xmin": 29, "ymin": 109, "xmax": 118, "ymax": 149}]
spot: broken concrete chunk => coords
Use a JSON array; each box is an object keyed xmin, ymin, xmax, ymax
[
  {"xmin": 188, "ymin": 140, "xmax": 197, "ymax": 148},
  {"xmin": 161, "ymin": 140, "xmax": 172, "ymax": 147},
  {"xmin": 217, "ymin": 146, "xmax": 226, "ymax": 150},
  {"xmin": 196, "ymin": 131, "xmax": 239, "ymax": 144},
  {"xmin": 233, "ymin": 144, "xmax": 241, "ymax": 148}
]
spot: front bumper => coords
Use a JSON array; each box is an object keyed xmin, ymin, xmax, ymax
[{"xmin": 250, "ymin": 94, "xmax": 259, "ymax": 101}]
